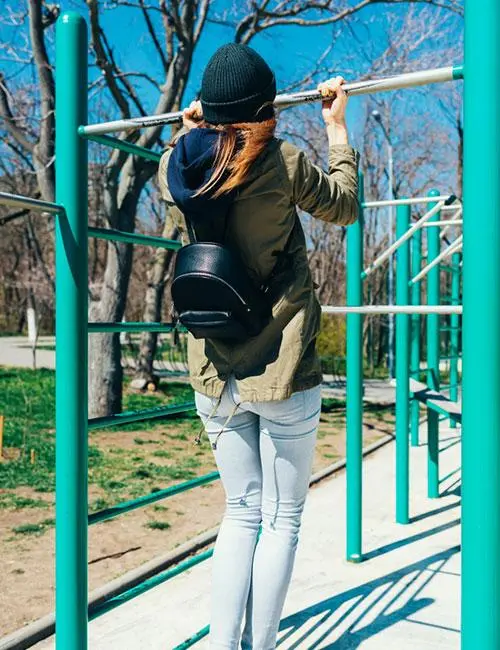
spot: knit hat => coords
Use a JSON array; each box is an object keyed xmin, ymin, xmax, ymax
[{"xmin": 200, "ymin": 43, "xmax": 276, "ymax": 125}]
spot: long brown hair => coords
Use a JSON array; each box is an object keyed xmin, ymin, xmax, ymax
[{"xmin": 195, "ymin": 117, "xmax": 277, "ymax": 198}]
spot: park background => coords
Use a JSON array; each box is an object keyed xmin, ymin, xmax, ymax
[{"xmin": 0, "ymin": 0, "xmax": 463, "ymax": 637}]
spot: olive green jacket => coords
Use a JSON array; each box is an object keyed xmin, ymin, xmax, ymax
[{"xmin": 158, "ymin": 136, "xmax": 359, "ymax": 401}]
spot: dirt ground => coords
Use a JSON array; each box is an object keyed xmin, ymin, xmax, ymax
[{"xmin": 0, "ymin": 407, "xmax": 394, "ymax": 638}]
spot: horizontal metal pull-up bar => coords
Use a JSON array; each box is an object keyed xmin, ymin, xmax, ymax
[
  {"xmin": 440, "ymin": 208, "xmax": 463, "ymax": 239},
  {"xmin": 322, "ymin": 305, "xmax": 462, "ymax": 315},
  {"xmin": 0, "ymin": 191, "xmax": 63, "ymax": 214},
  {"xmin": 423, "ymin": 219, "xmax": 463, "ymax": 227},
  {"xmin": 363, "ymin": 195, "xmax": 451, "ymax": 209},
  {"xmin": 362, "ymin": 195, "xmax": 457, "ymax": 278},
  {"xmin": 410, "ymin": 235, "xmax": 463, "ymax": 285},
  {"xmin": 80, "ymin": 64, "xmax": 464, "ymax": 136}
]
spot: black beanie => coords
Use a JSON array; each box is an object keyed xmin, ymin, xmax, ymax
[{"xmin": 200, "ymin": 43, "xmax": 276, "ymax": 125}]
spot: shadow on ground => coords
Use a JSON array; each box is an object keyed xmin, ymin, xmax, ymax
[{"xmin": 278, "ymin": 546, "xmax": 460, "ymax": 649}]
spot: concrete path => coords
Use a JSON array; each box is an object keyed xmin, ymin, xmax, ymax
[
  {"xmin": 33, "ymin": 418, "xmax": 461, "ymax": 649},
  {"xmin": 0, "ymin": 336, "xmax": 56, "ymax": 371},
  {"xmin": 0, "ymin": 336, "xmax": 187, "ymax": 374}
]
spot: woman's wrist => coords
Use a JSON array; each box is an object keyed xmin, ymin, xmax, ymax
[{"xmin": 326, "ymin": 121, "xmax": 349, "ymax": 146}]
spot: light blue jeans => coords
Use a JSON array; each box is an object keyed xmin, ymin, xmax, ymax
[{"xmin": 195, "ymin": 378, "xmax": 322, "ymax": 650}]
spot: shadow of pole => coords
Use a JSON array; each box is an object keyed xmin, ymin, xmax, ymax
[
  {"xmin": 278, "ymin": 546, "xmax": 460, "ymax": 649},
  {"xmin": 362, "ymin": 518, "xmax": 460, "ymax": 562}
]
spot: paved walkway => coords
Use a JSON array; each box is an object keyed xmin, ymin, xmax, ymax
[
  {"xmin": 33, "ymin": 418, "xmax": 461, "ymax": 649},
  {"xmin": 0, "ymin": 336, "xmax": 56, "ymax": 370}
]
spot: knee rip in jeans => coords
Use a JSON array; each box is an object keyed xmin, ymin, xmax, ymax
[
  {"xmin": 225, "ymin": 488, "xmax": 262, "ymax": 522},
  {"xmin": 262, "ymin": 498, "xmax": 306, "ymax": 534}
]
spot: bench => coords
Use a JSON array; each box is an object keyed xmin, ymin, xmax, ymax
[
  {"xmin": 409, "ymin": 379, "xmax": 462, "ymax": 423},
  {"xmin": 409, "ymin": 379, "xmax": 462, "ymax": 498}
]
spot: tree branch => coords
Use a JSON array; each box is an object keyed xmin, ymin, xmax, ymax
[
  {"xmin": 194, "ymin": 0, "xmax": 210, "ymax": 44},
  {"xmin": 0, "ymin": 74, "xmax": 35, "ymax": 153},
  {"xmin": 237, "ymin": 0, "xmax": 463, "ymax": 43},
  {"xmin": 0, "ymin": 208, "xmax": 29, "ymax": 226},
  {"xmin": 3, "ymin": 137, "xmax": 36, "ymax": 170},
  {"xmin": 87, "ymin": 0, "xmax": 131, "ymax": 118},
  {"xmin": 139, "ymin": 0, "xmax": 169, "ymax": 73},
  {"xmin": 28, "ymin": 0, "xmax": 57, "ymax": 200}
]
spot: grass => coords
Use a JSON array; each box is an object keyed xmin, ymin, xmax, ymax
[
  {"xmin": 0, "ymin": 365, "xmax": 396, "ymax": 539},
  {"xmin": 0, "ymin": 366, "xmax": 199, "ymax": 503},
  {"xmin": 12, "ymin": 518, "xmax": 55, "ymax": 536},
  {"xmin": 0, "ymin": 493, "xmax": 49, "ymax": 510},
  {"xmin": 145, "ymin": 520, "xmax": 171, "ymax": 531},
  {"xmin": 18, "ymin": 345, "xmax": 55, "ymax": 351}
]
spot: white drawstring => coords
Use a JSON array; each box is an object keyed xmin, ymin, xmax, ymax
[
  {"xmin": 210, "ymin": 402, "xmax": 240, "ymax": 450},
  {"xmin": 194, "ymin": 393, "xmax": 222, "ymax": 446},
  {"xmin": 193, "ymin": 381, "xmax": 241, "ymax": 449}
]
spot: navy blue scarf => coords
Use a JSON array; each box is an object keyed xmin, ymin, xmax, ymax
[{"xmin": 166, "ymin": 129, "xmax": 236, "ymax": 241}]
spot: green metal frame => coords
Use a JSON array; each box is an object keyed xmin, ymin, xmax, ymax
[
  {"xmin": 80, "ymin": 132, "xmax": 163, "ymax": 162},
  {"xmin": 89, "ymin": 548, "xmax": 214, "ymax": 620},
  {"xmin": 395, "ymin": 204, "xmax": 411, "ymax": 523},
  {"xmin": 346, "ymin": 171, "xmax": 364, "ymax": 562},
  {"xmin": 88, "ymin": 321, "xmax": 177, "ymax": 333},
  {"xmin": 55, "ymin": 13, "xmax": 89, "ymax": 649},
  {"xmin": 88, "ymin": 471, "xmax": 219, "ymax": 525},
  {"xmin": 54, "ymin": 13, "xmax": 209, "ymax": 649},
  {"xmin": 462, "ymin": 1, "xmax": 500, "ymax": 646},
  {"xmin": 449, "ymin": 252, "xmax": 461, "ymax": 428},
  {"xmin": 49, "ymin": 6, "xmax": 500, "ymax": 648},
  {"xmin": 410, "ymin": 229, "xmax": 422, "ymax": 446},
  {"xmin": 426, "ymin": 190, "xmax": 441, "ymax": 499},
  {"xmin": 88, "ymin": 401, "xmax": 195, "ymax": 430},
  {"xmin": 88, "ymin": 226, "xmax": 181, "ymax": 250}
]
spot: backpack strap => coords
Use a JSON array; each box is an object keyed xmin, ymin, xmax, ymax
[
  {"xmin": 183, "ymin": 213, "xmax": 198, "ymax": 244},
  {"xmin": 183, "ymin": 205, "xmax": 232, "ymax": 245}
]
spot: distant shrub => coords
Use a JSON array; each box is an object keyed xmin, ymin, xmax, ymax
[{"xmin": 316, "ymin": 314, "xmax": 346, "ymax": 358}]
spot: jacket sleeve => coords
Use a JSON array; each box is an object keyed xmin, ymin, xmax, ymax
[{"xmin": 282, "ymin": 140, "xmax": 360, "ymax": 226}]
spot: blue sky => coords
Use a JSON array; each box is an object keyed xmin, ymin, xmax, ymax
[{"xmin": 0, "ymin": 1, "xmax": 464, "ymax": 195}]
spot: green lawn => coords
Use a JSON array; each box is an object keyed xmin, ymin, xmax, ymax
[
  {"xmin": 0, "ymin": 366, "xmax": 395, "ymax": 523},
  {"xmin": 0, "ymin": 367, "xmax": 198, "ymax": 504}
]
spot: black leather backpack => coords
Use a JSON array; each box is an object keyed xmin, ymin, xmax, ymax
[{"xmin": 171, "ymin": 217, "xmax": 273, "ymax": 342}]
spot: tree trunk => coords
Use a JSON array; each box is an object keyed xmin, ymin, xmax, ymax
[
  {"xmin": 88, "ymin": 238, "xmax": 134, "ymax": 417},
  {"xmin": 88, "ymin": 162, "xmax": 147, "ymax": 418},
  {"xmin": 133, "ymin": 222, "xmax": 179, "ymax": 386}
]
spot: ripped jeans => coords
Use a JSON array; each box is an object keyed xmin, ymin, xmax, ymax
[{"xmin": 195, "ymin": 378, "xmax": 322, "ymax": 650}]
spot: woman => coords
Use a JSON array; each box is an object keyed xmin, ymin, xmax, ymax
[{"xmin": 159, "ymin": 42, "xmax": 359, "ymax": 650}]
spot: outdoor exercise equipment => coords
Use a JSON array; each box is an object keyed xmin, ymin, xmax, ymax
[
  {"xmin": 0, "ymin": 1, "xmax": 497, "ymax": 647},
  {"xmin": 80, "ymin": 66, "xmax": 463, "ymax": 136}
]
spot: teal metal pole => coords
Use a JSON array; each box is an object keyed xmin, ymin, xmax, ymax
[
  {"xmin": 449, "ymin": 251, "xmax": 461, "ymax": 428},
  {"xmin": 55, "ymin": 13, "xmax": 88, "ymax": 650},
  {"xmin": 426, "ymin": 190, "xmax": 440, "ymax": 499},
  {"xmin": 88, "ymin": 471, "xmax": 220, "ymax": 525},
  {"xmin": 395, "ymin": 204, "xmax": 410, "ymax": 524},
  {"xmin": 80, "ymin": 132, "xmax": 162, "ymax": 162},
  {"xmin": 88, "ymin": 226, "xmax": 181, "ymax": 250},
  {"xmin": 462, "ymin": 0, "xmax": 500, "ymax": 646},
  {"xmin": 410, "ymin": 229, "xmax": 422, "ymax": 446},
  {"xmin": 346, "ymin": 171, "xmax": 364, "ymax": 562},
  {"xmin": 89, "ymin": 549, "xmax": 214, "ymax": 620}
]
